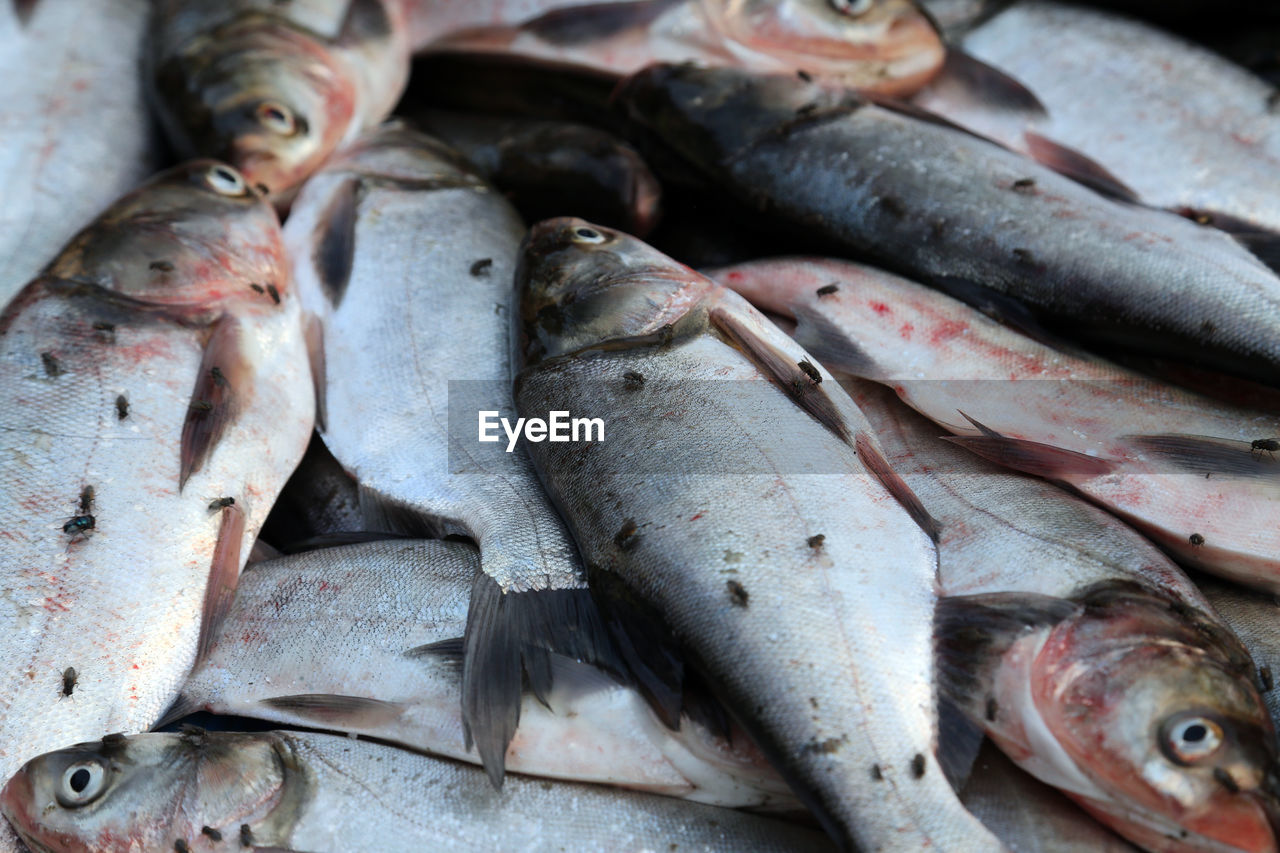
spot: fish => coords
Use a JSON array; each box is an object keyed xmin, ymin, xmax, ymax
[
  {"xmin": 282, "ymin": 124, "xmax": 618, "ymax": 787},
  {"xmin": 0, "ymin": 160, "xmax": 313, "ymax": 835},
  {"xmin": 0, "ymin": 0, "xmax": 160, "ymax": 308},
  {"xmin": 168, "ymin": 538, "xmax": 798, "ymax": 810},
  {"xmin": 0, "ymin": 730, "xmax": 831, "ymax": 853},
  {"xmin": 428, "ymin": 0, "xmax": 945, "ymax": 97},
  {"xmin": 512, "ymin": 217, "xmax": 1005, "ymax": 851},
  {"xmin": 962, "ymin": 741, "xmax": 1139, "ymax": 852},
  {"xmin": 913, "ymin": 1, "xmax": 1280, "ymax": 237},
  {"xmin": 410, "ymin": 110, "xmax": 663, "ymax": 236},
  {"xmin": 400, "ymin": 0, "xmax": 638, "ymax": 48},
  {"xmin": 256, "ymin": 433, "xmax": 369, "ymax": 551},
  {"xmin": 709, "ymin": 256, "xmax": 1280, "ymax": 593},
  {"xmin": 1198, "ymin": 577, "xmax": 1280, "ymax": 733},
  {"xmin": 843, "ymin": 377, "xmax": 1280, "ymax": 851},
  {"xmin": 618, "ymin": 64, "xmax": 1280, "ymax": 387},
  {"xmin": 147, "ymin": 0, "xmax": 411, "ymax": 202}
]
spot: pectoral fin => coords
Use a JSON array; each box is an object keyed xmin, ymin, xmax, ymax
[
  {"xmin": 180, "ymin": 317, "xmax": 250, "ymax": 490},
  {"xmin": 195, "ymin": 502, "xmax": 245, "ymax": 664}
]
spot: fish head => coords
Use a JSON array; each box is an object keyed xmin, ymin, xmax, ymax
[
  {"xmin": 516, "ymin": 217, "xmax": 715, "ymax": 364},
  {"xmin": 616, "ymin": 64, "xmax": 862, "ymax": 174},
  {"xmin": 0, "ymin": 732, "xmax": 294, "ymax": 853},
  {"xmin": 44, "ymin": 160, "xmax": 286, "ymax": 312},
  {"xmin": 700, "ymin": 0, "xmax": 944, "ymax": 94},
  {"xmin": 152, "ymin": 17, "xmax": 357, "ymax": 200},
  {"xmin": 1035, "ymin": 585, "xmax": 1280, "ymax": 852}
]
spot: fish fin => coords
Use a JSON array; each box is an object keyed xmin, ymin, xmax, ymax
[
  {"xmin": 359, "ymin": 486, "xmax": 452, "ymax": 539},
  {"xmin": 942, "ymin": 434, "xmax": 1117, "ymax": 480},
  {"xmin": 855, "ymin": 432, "xmax": 941, "ymax": 542},
  {"xmin": 13, "ymin": 0, "xmax": 35, "ymax": 26},
  {"xmin": 337, "ymin": 0, "xmax": 391, "ymax": 44},
  {"xmin": 180, "ymin": 317, "xmax": 250, "ymax": 490},
  {"xmin": 932, "ymin": 49, "xmax": 1047, "ymax": 116},
  {"xmin": 1122, "ymin": 434, "xmax": 1279, "ymax": 479},
  {"xmin": 710, "ymin": 305, "xmax": 850, "ymax": 443},
  {"xmin": 865, "ymin": 93, "xmax": 1008, "ymax": 144},
  {"xmin": 517, "ymin": 0, "xmax": 682, "ymax": 45},
  {"xmin": 406, "ymin": 636, "xmax": 465, "ymax": 664},
  {"xmin": 304, "ymin": 312, "xmax": 327, "ymax": 433},
  {"xmin": 1233, "ymin": 231, "xmax": 1280, "ymax": 276},
  {"xmin": 462, "ymin": 571, "xmax": 622, "ymax": 788},
  {"xmin": 590, "ymin": 568, "xmax": 685, "ymax": 731},
  {"xmin": 937, "ymin": 698, "xmax": 985, "ymax": 792},
  {"xmin": 312, "ymin": 178, "xmax": 359, "ymax": 308},
  {"xmin": 278, "ymin": 531, "xmax": 415, "ymax": 555},
  {"xmin": 544, "ymin": 653, "xmax": 628, "ymax": 707},
  {"xmin": 956, "ymin": 411, "xmax": 1002, "ymax": 438},
  {"xmin": 260, "ymin": 694, "xmax": 404, "ymax": 727},
  {"xmin": 1172, "ymin": 207, "xmax": 1271, "ymax": 236},
  {"xmin": 934, "ymin": 593, "xmax": 1080, "ymax": 714},
  {"xmin": 195, "ymin": 503, "xmax": 245, "ymax": 665},
  {"xmin": 1023, "ymin": 131, "xmax": 1140, "ymax": 203},
  {"xmin": 152, "ymin": 694, "xmax": 202, "ymax": 730},
  {"xmin": 682, "ymin": 675, "xmax": 732, "ymax": 743},
  {"xmin": 789, "ymin": 302, "xmax": 882, "ymax": 379}
]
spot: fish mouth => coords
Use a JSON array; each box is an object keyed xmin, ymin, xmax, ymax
[
  {"xmin": 0, "ymin": 771, "xmax": 50, "ymax": 853},
  {"xmin": 1075, "ymin": 791, "xmax": 1280, "ymax": 853}
]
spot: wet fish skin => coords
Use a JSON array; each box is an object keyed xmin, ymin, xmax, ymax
[
  {"xmin": 845, "ymin": 378, "xmax": 1280, "ymax": 852},
  {"xmin": 620, "ymin": 64, "xmax": 1280, "ymax": 386},
  {"xmin": 429, "ymin": 0, "xmax": 945, "ymax": 97},
  {"xmin": 914, "ymin": 1, "xmax": 1280, "ymax": 236},
  {"xmin": 1199, "ymin": 578, "xmax": 1280, "ymax": 734},
  {"xmin": 0, "ymin": 731, "xmax": 831, "ymax": 853},
  {"xmin": 711, "ymin": 256, "xmax": 1280, "ymax": 593},
  {"xmin": 0, "ymin": 161, "xmax": 313, "ymax": 836},
  {"xmin": 148, "ymin": 0, "xmax": 411, "ymax": 201},
  {"xmin": 283, "ymin": 124, "xmax": 617, "ymax": 787},
  {"xmin": 174, "ymin": 538, "xmax": 796, "ymax": 809},
  {"xmin": 514, "ymin": 217, "xmax": 1004, "ymax": 851},
  {"xmin": 411, "ymin": 110, "xmax": 663, "ymax": 236},
  {"xmin": 0, "ymin": 0, "xmax": 160, "ymax": 309}
]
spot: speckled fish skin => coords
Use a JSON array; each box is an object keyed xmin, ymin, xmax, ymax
[
  {"xmin": 844, "ymin": 378, "xmax": 1280, "ymax": 852},
  {"xmin": 147, "ymin": 0, "xmax": 410, "ymax": 202},
  {"xmin": 428, "ymin": 0, "xmax": 945, "ymax": 97},
  {"xmin": 0, "ymin": 0, "xmax": 160, "ymax": 309},
  {"xmin": 175, "ymin": 538, "xmax": 797, "ymax": 810},
  {"xmin": 283, "ymin": 124, "xmax": 614, "ymax": 787},
  {"xmin": 0, "ymin": 161, "xmax": 313, "ymax": 838},
  {"xmin": 619, "ymin": 64, "xmax": 1280, "ymax": 386},
  {"xmin": 713, "ymin": 257, "xmax": 1280, "ymax": 594},
  {"xmin": 514, "ymin": 217, "xmax": 1005, "ymax": 852},
  {"xmin": 1199, "ymin": 578, "xmax": 1280, "ymax": 735},
  {"xmin": 913, "ymin": 1, "xmax": 1280, "ymax": 236},
  {"xmin": 0, "ymin": 731, "xmax": 833, "ymax": 853},
  {"xmin": 962, "ymin": 741, "xmax": 1140, "ymax": 852}
]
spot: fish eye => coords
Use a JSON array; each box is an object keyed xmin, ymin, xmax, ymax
[
  {"xmin": 1161, "ymin": 715, "xmax": 1225, "ymax": 765},
  {"xmin": 57, "ymin": 760, "xmax": 107, "ymax": 808},
  {"xmin": 570, "ymin": 227, "xmax": 606, "ymax": 244},
  {"xmin": 205, "ymin": 165, "xmax": 248, "ymax": 196},
  {"xmin": 830, "ymin": 0, "xmax": 875, "ymax": 15},
  {"xmin": 255, "ymin": 101, "xmax": 297, "ymax": 136}
]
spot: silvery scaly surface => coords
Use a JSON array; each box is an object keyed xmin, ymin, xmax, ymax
[
  {"xmin": 713, "ymin": 257, "xmax": 1280, "ymax": 594},
  {"xmin": 282, "ymin": 124, "xmax": 617, "ymax": 786},
  {"xmin": 147, "ymin": 0, "xmax": 411, "ymax": 203},
  {"xmin": 425, "ymin": 0, "xmax": 945, "ymax": 97},
  {"xmin": 843, "ymin": 378, "xmax": 1280, "ymax": 852},
  {"xmin": 0, "ymin": 0, "xmax": 160, "ymax": 309},
  {"xmin": 0, "ymin": 731, "xmax": 832, "ymax": 853},
  {"xmin": 513, "ymin": 217, "xmax": 1005, "ymax": 852},
  {"xmin": 1198, "ymin": 578, "xmax": 1280, "ymax": 733},
  {"xmin": 618, "ymin": 64, "xmax": 1280, "ymax": 386},
  {"xmin": 174, "ymin": 538, "xmax": 798, "ymax": 810},
  {"xmin": 0, "ymin": 161, "xmax": 313, "ymax": 848},
  {"xmin": 914, "ymin": 0, "xmax": 1280, "ymax": 236}
]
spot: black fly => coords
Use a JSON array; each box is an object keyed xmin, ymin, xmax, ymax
[
  {"xmin": 61, "ymin": 667, "xmax": 77, "ymax": 697},
  {"xmin": 1251, "ymin": 439, "xmax": 1279, "ymax": 459}
]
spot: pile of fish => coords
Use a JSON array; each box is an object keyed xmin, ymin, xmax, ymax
[{"xmin": 2, "ymin": 0, "xmax": 1279, "ymax": 850}]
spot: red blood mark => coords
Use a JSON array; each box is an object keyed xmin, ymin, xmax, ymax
[
  {"xmin": 928, "ymin": 319, "xmax": 967, "ymax": 345},
  {"xmin": 689, "ymin": 513, "xmax": 704, "ymax": 521},
  {"xmin": 318, "ymin": 581, "xmax": 330, "ymax": 592},
  {"xmin": 724, "ymin": 271, "xmax": 743, "ymax": 283},
  {"xmin": 870, "ymin": 301, "xmax": 890, "ymax": 316},
  {"xmin": 898, "ymin": 322, "xmax": 914, "ymax": 341},
  {"xmin": 131, "ymin": 664, "xmax": 139, "ymax": 670}
]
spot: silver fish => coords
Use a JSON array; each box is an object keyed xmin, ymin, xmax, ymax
[
  {"xmin": 618, "ymin": 64, "xmax": 1280, "ymax": 386},
  {"xmin": 844, "ymin": 377, "xmax": 1280, "ymax": 852},
  {"xmin": 172, "ymin": 538, "xmax": 797, "ymax": 810},
  {"xmin": 1198, "ymin": 577, "xmax": 1280, "ymax": 733},
  {"xmin": 513, "ymin": 217, "xmax": 1004, "ymax": 851},
  {"xmin": 914, "ymin": 1, "xmax": 1280, "ymax": 236},
  {"xmin": 713, "ymin": 257, "xmax": 1280, "ymax": 594},
  {"xmin": 147, "ymin": 0, "xmax": 411, "ymax": 202},
  {"xmin": 283, "ymin": 124, "xmax": 617, "ymax": 786},
  {"xmin": 0, "ymin": 160, "xmax": 313, "ymax": 838},
  {"xmin": 0, "ymin": 730, "xmax": 830, "ymax": 853},
  {"xmin": 0, "ymin": 0, "xmax": 160, "ymax": 308}
]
